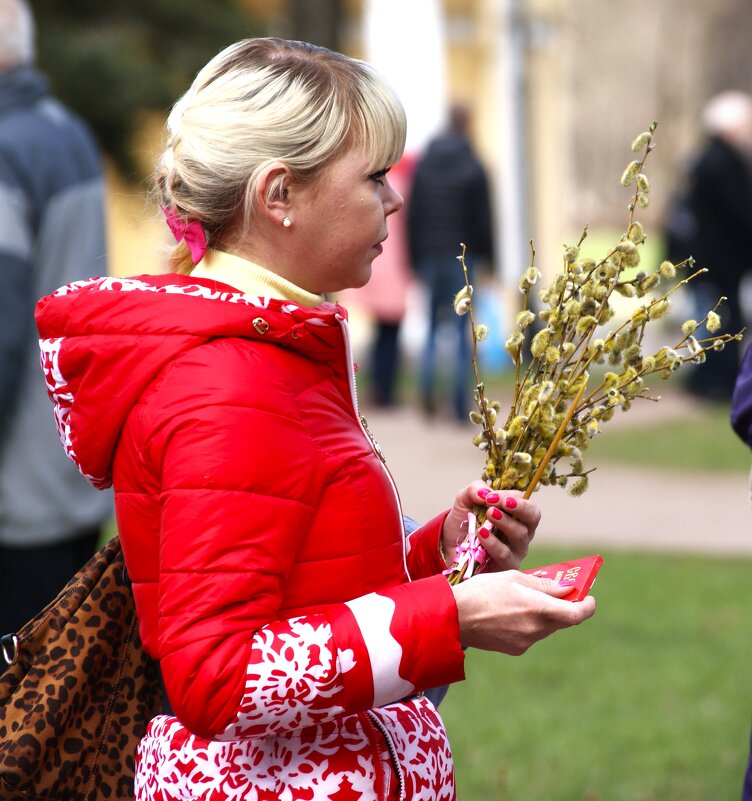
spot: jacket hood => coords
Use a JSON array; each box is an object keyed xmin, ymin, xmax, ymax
[
  {"xmin": 35, "ymin": 273, "xmax": 345, "ymax": 489},
  {"xmin": 0, "ymin": 66, "xmax": 48, "ymax": 114}
]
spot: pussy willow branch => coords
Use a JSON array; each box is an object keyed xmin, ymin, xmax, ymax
[
  {"xmin": 460, "ymin": 244, "xmax": 501, "ymax": 464},
  {"xmin": 510, "ymin": 241, "xmax": 536, "ymax": 414},
  {"xmin": 522, "ymin": 380, "xmax": 587, "ymax": 499},
  {"xmin": 566, "ymin": 266, "xmax": 711, "ymax": 393},
  {"xmin": 627, "ymin": 122, "xmax": 657, "ymax": 230}
]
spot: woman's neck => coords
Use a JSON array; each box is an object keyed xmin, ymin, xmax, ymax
[{"xmin": 191, "ymin": 250, "xmax": 324, "ymax": 308}]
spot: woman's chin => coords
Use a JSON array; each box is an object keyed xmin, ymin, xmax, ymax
[{"xmin": 347, "ymin": 265, "xmax": 374, "ymax": 291}]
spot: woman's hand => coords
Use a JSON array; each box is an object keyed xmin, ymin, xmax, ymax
[
  {"xmin": 452, "ymin": 570, "xmax": 597, "ymax": 654},
  {"xmin": 441, "ymin": 481, "xmax": 541, "ymax": 571}
]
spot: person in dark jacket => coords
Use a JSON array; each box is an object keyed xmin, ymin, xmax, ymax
[
  {"xmin": 0, "ymin": 0, "xmax": 112, "ymax": 634},
  {"xmin": 729, "ymin": 343, "xmax": 752, "ymax": 801},
  {"xmin": 664, "ymin": 91, "xmax": 752, "ymax": 401},
  {"xmin": 407, "ymin": 103, "xmax": 494, "ymax": 421}
]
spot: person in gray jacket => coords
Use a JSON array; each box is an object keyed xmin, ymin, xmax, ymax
[{"xmin": 0, "ymin": 0, "xmax": 112, "ymax": 634}]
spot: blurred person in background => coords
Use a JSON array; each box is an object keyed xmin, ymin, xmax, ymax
[
  {"xmin": 0, "ymin": 0, "xmax": 112, "ymax": 635},
  {"xmin": 407, "ymin": 102, "xmax": 494, "ymax": 422},
  {"xmin": 664, "ymin": 90, "xmax": 752, "ymax": 402}
]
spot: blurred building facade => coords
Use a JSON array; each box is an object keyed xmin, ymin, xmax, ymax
[
  {"xmin": 106, "ymin": 0, "xmax": 752, "ymax": 305},
  {"xmin": 236, "ymin": 0, "xmax": 752, "ymax": 287}
]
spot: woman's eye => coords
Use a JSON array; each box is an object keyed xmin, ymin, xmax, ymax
[{"xmin": 369, "ymin": 169, "xmax": 388, "ymax": 186}]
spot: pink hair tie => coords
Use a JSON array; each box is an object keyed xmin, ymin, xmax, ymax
[{"xmin": 160, "ymin": 205, "xmax": 207, "ymax": 264}]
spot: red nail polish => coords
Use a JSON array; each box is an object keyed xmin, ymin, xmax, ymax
[
  {"xmin": 486, "ymin": 492, "xmax": 500, "ymax": 503},
  {"xmin": 478, "ymin": 488, "xmax": 490, "ymax": 499},
  {"xmin": 559, "ymin": 579, "xmax": 576, "ymax": 587},
  {"xmin": 478, "ymin": 526, "xmax": 490, "ymax": 539},
  {"xmin": 505, "ymin": 497, "xmax": 518, "ymax": 509},
  {"xmin": 489, "ymin": 507, "xmax": 503, "ymax": 521}
]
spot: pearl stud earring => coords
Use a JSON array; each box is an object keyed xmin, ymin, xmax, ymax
[{"xmin": 282, "ymin": 217, "xmax": 291, "ymax": 228}]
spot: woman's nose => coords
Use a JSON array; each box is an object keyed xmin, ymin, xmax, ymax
[{"xmin": 385, "ymin": 182, "xmax": 404, "ymax": 216}]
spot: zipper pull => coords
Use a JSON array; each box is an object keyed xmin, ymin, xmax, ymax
[{"xmin": 360, "ymin": 415, "xmax": 386, "ymax": 463}]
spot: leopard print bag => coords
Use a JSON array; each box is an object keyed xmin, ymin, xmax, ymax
[{"xmin": 0, "ymin": 536, "xmax": 161, "ymax": 800}]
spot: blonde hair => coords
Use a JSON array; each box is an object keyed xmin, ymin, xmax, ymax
[{"xmin": 156, "ymin": 38, "xmax": 407, "ymax": 274}]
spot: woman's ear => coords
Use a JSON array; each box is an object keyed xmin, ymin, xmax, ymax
[{"xmin": 254, "ymin": 162, "xmax": 292, "ymax": 227}]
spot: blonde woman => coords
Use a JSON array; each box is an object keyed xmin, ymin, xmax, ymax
[{"xmin": 36, "ymin": 38, "xmax": 595, "ymax": 801}]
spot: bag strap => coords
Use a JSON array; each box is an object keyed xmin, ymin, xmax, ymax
[{"xmin": 0, "ymin": 633, "xmax": 18, "ymax": 666}]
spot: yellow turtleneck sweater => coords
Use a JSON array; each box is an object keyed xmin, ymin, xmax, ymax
[{"xmin": 191, "ymin": 250, "xmax": 324, "ymax": 308}]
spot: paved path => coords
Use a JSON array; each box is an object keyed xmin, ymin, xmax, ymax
[{"xmin": 361, "ymin": 394, "xmax": 752, "ymax": 556}]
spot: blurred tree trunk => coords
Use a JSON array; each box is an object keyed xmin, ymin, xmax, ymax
[
  {"xmin": 706, "ymin": 2, "xmax": 752, "ymax": 93},
  {"xmin": 290, "ymin": 0, "xmax": 343, "ymax": 50}
]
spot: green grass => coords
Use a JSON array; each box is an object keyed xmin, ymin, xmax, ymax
[
  {"xmin": 573, "ymin": 226, "xmax": 665, "ymax": 273},
  {"xmin": 441, "ymin": 547, "xmax": 752, "ymax": 801},
  {"xmin": 586, "ymin": 400, "xmax": 751, "ymax": 473}
]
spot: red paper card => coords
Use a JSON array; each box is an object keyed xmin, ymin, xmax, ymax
[{"xmin": 523, "ymin": 555, "xmax": 603, "ymax": 601}]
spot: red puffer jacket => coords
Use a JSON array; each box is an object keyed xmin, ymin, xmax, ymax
[{"xmin": 36, "ymin": 273, "xmax": 466, "ymax": 801}]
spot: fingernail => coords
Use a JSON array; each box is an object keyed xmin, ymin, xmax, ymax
[
  {"xmin": 489, "ymin": 507, "xmax": 503, "ymax": 521},
  {"xmin": 478, "ymin": 488, "xmax": 490, "ymax": 499},
  {"xmin": 559, "ymin": 579, "xmax": 576, "ymax": 587},
  {"xmin": 478, "ymin": 525, "xmax": 490, "ymax": 539},
  {"xmin": 505, "ymin": 497, "xmax": 518, "ymax": 509},
  {"xmin": 485, "ymin": 492, "xmax": 500, "ymax": 503}
]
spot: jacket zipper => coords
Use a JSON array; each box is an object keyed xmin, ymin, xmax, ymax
[
  {"xmin": 336, "ymin": 315, "xmax": 411, "ymax": 581},
  {"xmin": 365, "ymin": 709, "xmax": 406, "ymax": 801},
  {"xmin": 337, "ymin": 314, "xmax": 409, "ymax": 800}
]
